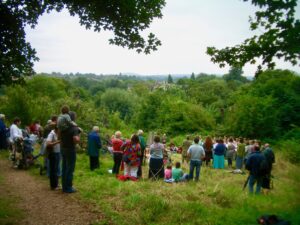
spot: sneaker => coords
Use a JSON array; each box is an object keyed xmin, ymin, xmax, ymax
[
  {"xmin": 51, "ymin": 186, "xmax": 61, "ymax": 191},
  {"xmin": 63, "ymin": 187, "xmax": 77, "ymax": 193}
]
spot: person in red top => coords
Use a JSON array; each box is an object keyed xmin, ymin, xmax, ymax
[
  {"xmin": 111, "ymin": 131, "xmax": 124, "ymax": 175},
  {"xmin": 29, "ymin": 120, "xmax": 42, "ymax": 137},
  {"xmin": 121, "ymin": 134, "xmax": 141, "ymax": 178}
]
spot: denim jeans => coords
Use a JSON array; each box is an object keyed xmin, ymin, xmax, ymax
[
  {"xmin": 249, "ymin": 175, "xmax": 262, "ymax": 194},
  {"xmin": 236, "ymin": 156, "xmax": 244, "ymax": 169},
  {"xmin": 189, "ymin": 160, "xmax": 202, "ymax": 181},
  {"xmin": 61, "ymin": 148, "xmax": 76, "ymax": 192}
]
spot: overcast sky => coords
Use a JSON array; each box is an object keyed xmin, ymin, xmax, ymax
[{"xmin": 25, "ymin": 0, "xmax": 300, "ymax": 77}]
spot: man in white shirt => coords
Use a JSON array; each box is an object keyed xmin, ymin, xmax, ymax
[
  {"xmin": 10, "ymin": 117, "xmax": 23, "ymax": 142},
  {"xmin": 9, "ymin": 117, "xmax": 23, "ymax": 167}
]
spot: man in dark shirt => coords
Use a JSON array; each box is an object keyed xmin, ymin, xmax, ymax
[
  {"xmin": 60, "ymin": 111, "xmax": 80, "ymax": 193},
  {"xmin": 262, "ymin": 143, "xmax": 275, "ymax": 191},
  {"xmin": 0, "ymin": 114, "xmax": 8, "ymax": 150},
  {"xmin": 137, "ymin": 129, "xmax": 146, "ymax": 178},
  {"xmin": 246, "ymin": 145, "xmax": 265, "ymax": 194}
]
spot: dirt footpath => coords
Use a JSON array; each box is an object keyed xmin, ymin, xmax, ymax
[{"xmin": 0, "ymin": 159, "xmax": 103, "ymax": 225}]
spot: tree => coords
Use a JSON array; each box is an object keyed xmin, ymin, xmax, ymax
[
  {"xmin": 167, "ymin": 74, "xmax": 173, "ymax": 84},
  {"xmin": 225, "ymin": 94, "xmax": 279, "ymax": 138},
  {"xmin": 100, "ymin": 88, "xmax": 138, "ymax": 120},
  {"xmin": 225, "ymin": 69, "xmax": 300, "ymax": 138},
  {"xmin": 190, "ymin": 73, "xmax": 195, "ymax": 80},
  {"xmin": 0, "ymin": 0, "xmax": 166, "ymax": 85},
  {"xmin": 207, "ymin": 0, "xmax": 300, "ymax": 76},
  {"xmin": 223, "ymin": 67, "xmax": 248, "ymax": 83}
]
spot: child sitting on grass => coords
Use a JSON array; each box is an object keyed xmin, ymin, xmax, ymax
[
  {"xmin": 165, "ymin": 162, "xmax": 188, "ymax": 183},
  {"xmin": 164, "ymin": 164, "xmax": 172, "ymax": 181},
  {"xmin": 172, "ymin": 162, "xmax": 189, "ymax": 182}
]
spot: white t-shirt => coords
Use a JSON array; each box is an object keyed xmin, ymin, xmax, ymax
[
  {"xmin": 46, "ymin": 130, "xmax": 60, "ymax": 153},
  {"xmin": 10, "ymin": 124, "xmax": 23, "ymax": 142}
]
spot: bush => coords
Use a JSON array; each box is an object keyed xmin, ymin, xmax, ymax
[
  {"xmin": 278, "ymin": 139, "xmax": 300, "ymax": 164},
  {"xmin": 283, "ymin": 127, "xmax": 300, "ymax": 140}
]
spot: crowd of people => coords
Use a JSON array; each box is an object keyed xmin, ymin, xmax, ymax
[{"xmin": 0, "ymin": 107, "xmax": 275, "ymax": 195}]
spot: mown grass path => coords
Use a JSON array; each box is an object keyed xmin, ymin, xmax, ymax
[{"xmin": 0, "ymin": 157, "xmax": 103, "ymax": 225}]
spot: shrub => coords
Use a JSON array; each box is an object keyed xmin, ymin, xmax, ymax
[{"xmin": 278, "ymin": 139, "xmax": 300, "ymax": 164}]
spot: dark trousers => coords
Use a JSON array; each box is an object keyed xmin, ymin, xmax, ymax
[
  {"xmin": 61, "ymin": 148, "xmax": 76, "ymax": 192},
  {"xmin": 0, "ymin": 133, "xmax": 8, "ymax": 149},
  {"xmin": 89, "ymin": 156, "xmax": 99, "ymax": 171},
  {"xmin": 112, "ymin": 153, "xmax": 122, "ymax": 174},
  {"xmin": 48, "ymin": 152, "xmax": 60, "ymax": 188},
  {"xmin": 189, "ymin": 160, "xmax": 202, "ymax": 181},
  {"xmin": 227, "ymin": 158, "xmax": 233, "ymax": 167},
  {"xmin": 137, "ymin": 154, "xmax": 144, "ymax": 178},
  {"xmin": 148, "ymin": 158, "xmax": 164, "ymax": 179}
]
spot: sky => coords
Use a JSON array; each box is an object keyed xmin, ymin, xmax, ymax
[{"xmin": 25, "ymin": 0, "xmax": 300, "ymax": 77}]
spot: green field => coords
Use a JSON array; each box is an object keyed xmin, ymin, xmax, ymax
[
  {"xmin": 1, "ymin": 147, "xmax": 299, "ymax": 225},
  {"xmin": 71, "ymin": 151, "xmax": 300, "ymax": 225}
]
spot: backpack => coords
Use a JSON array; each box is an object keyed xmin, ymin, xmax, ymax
[
  {"xmin": 264, "ymin": 148, "xmax": 275, "ymax": 164},
  {"xmin": 258, "ymin": 157, "xmax": 270, "ymax": 177}
]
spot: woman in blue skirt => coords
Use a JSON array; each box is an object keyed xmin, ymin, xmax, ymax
[{"xmin": 213, "ymin": 139, "xmax": 226, "ymax": 169}]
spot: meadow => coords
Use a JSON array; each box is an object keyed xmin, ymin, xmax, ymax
[
  {"xmin": 69, "ymin": 151, "xmax": 299, "ymax": 225},
  {"xmin": 0, "ymin": 144, "xmax": 299, "ymax": 225}
]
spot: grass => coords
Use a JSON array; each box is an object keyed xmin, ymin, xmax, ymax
[
  {"xmin": 73, "ymin": 151, "xmax": 300, "ymax": 225},
  {"xmin": 1, "ymin": 148, "xmax": 299, "ymax": 225}
]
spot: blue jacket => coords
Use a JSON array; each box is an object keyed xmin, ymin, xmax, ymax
[
  {"xmin": 87, "ymin": 131, "xmax": 102, "ymax": 157},
  {"xmin": 0, "ymin": 119, "xmax": 8, "ymax": 149},
  {"xmin": 246, "ymin": 151, "xmax": 265, "ymax": 176},
  {"xmin": 214, "ymin": 143, "xmax": 226, "ymax": 156}
]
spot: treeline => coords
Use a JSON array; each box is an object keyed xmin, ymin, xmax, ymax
[{"xmin": 0, "ymin": 69, "xmax": 300, "ymax": 161}]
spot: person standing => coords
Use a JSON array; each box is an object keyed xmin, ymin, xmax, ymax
[
  {"xmin": 111, "ymin": 131, "xmax": 124, "ymax": 175},
  {"xmin": 9, "ymin": 117, "xmax": 23, "ymax": 167},
  {"xmin": 137, "ymin": 129, "xmax": 146, "ymax": 178},
  {"xmin": 9, "ymin": 117, "xmax": 23, "ymax": 143},
  {"xmin": 40, "ymin": 116, "xmax": 57, "ymax": 176},
  {"xmin": 213, "ymin": 139, "xmax": 226, "ymax": 169},
  {"xmin": 262, "ymin": 143, "xmax": 275, "ymax": 191},
  {"xmin": 236, "ymin": 138, "xmax": 246, "ymax": 169},
  {"xmin": 246, "ymin": 145, "xmax": 265, "ymax": 194},
  {"xmin": 60, "ymin": 111, "xmax": 80, "ymax": 193},
  {"xmin": 181, "ymin": 135, "xmax": 192, "ymax": 164},
  {"xmin": 149, "ymin": 135, "xmax": 165, "ymax": 179},
  {"xmin": 203, "ymin": 136, "xmax": 213, "ymax": 167},
  {"xmin": 121, "ymin": 134, "xmax": 141, "ymax": 178},
  {"xmin": 29, "ymin": 120, "xmax": 42, "ymax": 137},
  {"xmin": 87, "ymin": 126, "xmax": 102, "ymax": 171},
  {"xmin": 187, "ymin": 137, "xmax": 205, "ymax": 181},
  {"xmin": 0, "ymin": 114, "xmax": 8, "ymax": 150},
  {"xmin": 46, "ymin": 126, "xmax": 61, "ymax": 190},
  {"xmin": 226, "ymin": 138, "xmax": 236, "ymax": 169}
]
